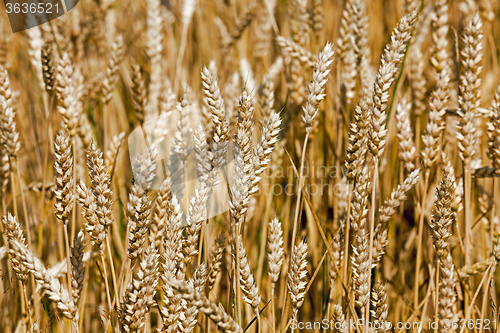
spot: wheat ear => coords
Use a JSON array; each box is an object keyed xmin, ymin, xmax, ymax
[
  {"xmin": 70, "ymin": 230, "xmax": 85, "ymax": 304},
  {"xmin": 55, "ymin": 53, "xmax": 80, "ymax": 136},
  {"xmin": 378, "ymin": 168, "xmax": 420, "ymax": 224},
  {"xmin": 333, "ymin": 304, "xmax": 349, "ymax": 333},
  {"xmin": 127, "ymin": 149, "xmax": 157, "ymax": 261},
  {"xmin": 9, "ymin": 239, "xmax": 77, "ymax": 319},
  {"xmin": 287, "ymin": 240, "xmax": 308, "ymax": 319},
  {"xmin": 201, "ymin": 66, "xmax": 229, "ymax": 171},
  {"xmin": 168, "ymin": 279, "xmax": 243, "ymax": 333},
  {"xmin": 371, "ymin": 281, "xmax": 390, "ymax": 333},
  {"xmin": 0, "ymin": 67, "xmax": 20, "ymax": 158},
  {"xmin": 275, "ymin": 36, "xmax": 316, "ymax": 67},
  {"xmin": 159, "ymin": 194, "xmax": 184, "ymax": 332},
  {"xmin": 207, "ymin": 232, "xmax": 226, "ymax": 292},
  {"xmin": 438, "ymin": 254, "xmax": 459, "ymax": 330},
  {"xmin": 422, "ymin": 70, "xmax": 450, "ymax": 169},
  {"xmin": 2, "ymin": 213, "xmax": 29, "ymax": 281},
  {"xmin": 118, "ymin": 245, "xmax": 159, "ymax": 332},
  {"xmin": 236, "ymin": 235, "xmax": 261, "ymax": 314},
  {"xmin": 130, "ymin": 62, "xmax": 147, "ymax": 125},
  {"xmin": 250, "ymin": 110, "xmax": 282, "ymax": 194},
  {"xmin": 101, "ymin": 35, "xmax": 124, "ymax": 105},
  {"xmin": 78, "ymin": 142, "xmax": 114, "ymax": 253},
  {"xmin": 54, "ymin": 132, "xmax": 74, "ymax": 224},
  {"xmin": 456, "ymin": 13, "xmax": 482, "ymax": 269},
  {"xmin": 104, "ymin": 131, "xmax": 126, "ymax": 180},
  {"xmin": 41, "ymin": 41, "xmax": 56, "ymax": 95},
  {"xmin": 396, "ymin": 97, "xmax": 416, "ymax": 171},
  {"xmin": 458, "ymin": 256, "xmax": 495, "ymax": 278},
  {"xmin": 431, "ymin": 0, "xmax": 451, "ymax": 73},
  {"xmin": 183, "ymin": 183, "xmax": 210, "ymax": 267},
  {"xmin": 350, "ymin": 166, "xmax": 370, "ymax": 232},
  {"xmin": 302, "ymin": 42, "xmax": 335, "ymax": 131},
  {"xmin": 345, "ymin": 97, "xmax": 371, "ymax": 180},
  {"xmin": 352, "ymin": 228, "xmax": 370, "ymax": 311},
  {"xmin": 182, "ymin": 263, "xmax": 210, "ymax": 332},
  {"xmin": 370, "ymin": 9, "xmax": 418, "ymax": 158},
  {"xmin": 487, "ymin": 86, "xmax": 500, "ymax": 169},
  {"xmin": 430, "ymin": 173, "xmax": 457, "ymax": 260}
]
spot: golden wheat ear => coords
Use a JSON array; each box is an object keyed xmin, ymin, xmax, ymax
[{"xmin": 168, "ymin": 279, "xmax": 244, "ymax": 333}]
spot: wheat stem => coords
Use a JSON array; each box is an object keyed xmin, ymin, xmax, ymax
[
  {"xmin": 100, "ymin": 254, "xmax": 113, "ymax": 324},
  {"xmin": 366, "ymin": 157, "xmax": 378, "ymax": 333},
  {"xmin": 63, "ymin": 225, "xmax": 73, "ymax": 302},
  {"xmin": 413, "ymin": 170, "xmax": 429, "ymax": 317},
  {"xmin": 106, "ymin": 234, "xmax": 119, "ymax": 306}
]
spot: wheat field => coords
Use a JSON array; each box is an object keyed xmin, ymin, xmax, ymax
[{"xmin": 0, "ymin": 0, "xmax": 500, "ymax": 332}]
